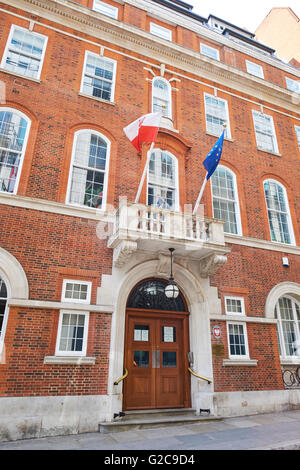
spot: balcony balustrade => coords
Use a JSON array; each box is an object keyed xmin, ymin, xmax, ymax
[{"xmin": 107, "ymin": 200, "xmax": 230, "ymax": 276}]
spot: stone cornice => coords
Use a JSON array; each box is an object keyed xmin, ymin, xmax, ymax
[{"xmin": 2, "ymin": 0, "xmax": 300, "ymax": 116}]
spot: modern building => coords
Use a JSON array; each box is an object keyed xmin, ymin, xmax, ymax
[
  {"xmin": 255, "ymin": 7, "xmax": 300, "ymax": 66},
  {"xmin": 0, "ymin": 0, "xmax": 300, "ymax": 441}
]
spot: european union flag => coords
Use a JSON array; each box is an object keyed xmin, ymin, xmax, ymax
[{"xmin": 203, "ymin": 130, "xmax": 225, "ymax": 180}]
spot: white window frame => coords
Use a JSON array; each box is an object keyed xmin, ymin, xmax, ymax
[
  {"xmin": 0, "ymin": 271, "xmax": 10, "ymax": 356},
  {"xmin": 227, "ymin": 321, "xmax": 250, "ymax": 360},
  {"xmin": 275, "ymin": 296, "xmax": 300, "ymax": 360},
  {"xmin": 61, "ymin": 279, "xmax": 92, "ymax": 304},
  {"xmin": 80, "ymin": 51, "xmax": 117, "ymax": 102},
  {"xmin": 147, "ymin": 148, "xmax": 180, "ymax": 211},
  {"xmin": 66, "ymin": 129, "xmax": 111, "ymax": 211},
  {"xmin": 263, "ymin": 179, "xmax": 295, "ymax": 246},
  {"xmin": 1, "ymin": 24, "xmax": 48, "ymax": 80},
  {"xmin": 204, "ymin": 93, "xmax": 231, "ymax": 139},
  {"xmin": 200, "ymin": 43, "xmax": 220, "ymax": 61},
  {"xmin": 252, "ymin": 110, "xmax": 279, "ymax": 154},
  {"xmin": 246, "ymin": 60, "xmax": 264, "ymax": 79},
  {"xmin": 152, "ymin": 76, "xmax": 172, "ymax": 119},
  {"xmin": 286, "ymin": 77, "xmax": 300, "ymax": 94},
  {"xmin": 295, "ymin": 125, "xmax": 300, "ymax": 150},
  {"xmin": 150, "ymin": 22, "xmax": 172, "ymax": 41},
  {"xmin": 92, "ymin": 0, "xmax": 118, "ymax": 19},
  {"xmin": 55, "ymin": 310, "xmax": 89, "ymax": 357},
  {"xmin": 210, "ymin": 165, "xmax": 242, "ymax": 236},
  {"xmin": 225, "ymin": 296, "xmax": 246, "ymax": 316},
  {"xmin": 0, "ymin": 107, "xmax": 31, "ymax": 195}
]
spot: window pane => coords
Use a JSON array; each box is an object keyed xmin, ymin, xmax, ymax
[
  {"xmin": 228, "ymin": 323, "xmax": 247, "ymax": 356},
  {"xmin": 0, "ymin": 111, "xmax": 28, "ymax": 193},
  {"xmin": 162, "ymin": 351, "xmax": 176, "ymax": 367},
  {"xmin": 162, "ymin": 326, "xmax": 176, "ymax": 342},
  {"xmin": 93, "ymin": 0, "xmax": 118, "ymax": 18},
  {"xmin": 70, "ymin": 132, "xmax": 107, "ymax": 208},
  {"xmin": 264, "ymin": 181, "xmax": 291, "ymax": 244},
  {"xmin": 59, "ymin": 313, "xmax": 86, "ymax": 352},
  {"xmin": 133, "ymin": 351, "xmax": 149, "ymax": 367},
  {"xmin": 253, "ymin": 112, "xmax": 276, "ymax": 152},
  {"xmin": 83, "ymin": 54, "xmax": 114, "ymax": 101},
  {"xmin": 276, "ymin": 297, "xmax": 300, "ymax": 357},
  {"xmin": 134, "ymin": 325, "xmax": 149, "ymax": 342},
  {"xmin": 148, "ymin": 151, "xmax": 177, "ymax": 209},
  {"xmin": 212, "ymin": 168, "xmax": 238, "ymax": 234},
  {"xmin": 5, "ymin": 28, "xmax": 46, "ymax": 78}
]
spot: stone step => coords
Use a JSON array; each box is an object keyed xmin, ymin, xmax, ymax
[{"xmin": 99, "ymin": 408, "xmax": 222, "ymax": 433}]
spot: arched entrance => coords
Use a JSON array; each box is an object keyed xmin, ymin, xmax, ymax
[{"xmin": 123, "ymin": 278, "xmax": 191, "ymax": 410}]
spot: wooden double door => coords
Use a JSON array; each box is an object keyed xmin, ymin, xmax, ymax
[{"xmin": 123, "ymin": 309, "xmax": 190, "ymax": 410}]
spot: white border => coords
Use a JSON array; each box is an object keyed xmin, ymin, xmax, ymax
[
  {"xmin": 80, "ymin": 50, "xmax": 117, "ymax": 102},
  {"xmin": 225, "ymin": 296, "xmax": 246, "ymax": 316},
  {"xmin": 150, "ymin": 22, "xmax": 172, "ymax": 41},
  {"xmin": 275, "ymin": 294, "xmax": 300, "ymax": 361},
  {"xmin": 200, "ymin": 43, "xmax": 220, "ymax": 61},
  {"xmin": 226, "ymin": 320, "xmax": 250, "ymax": 360},
  {"xmin": 286, "ymin": 76, "xmax": 300, "ymax": 94},
  {"xmin": 252, "ymin": 110, "xmax": 279, "ymax": 154},
  {"xmin": 294, "ymin": 125, "xmax": 300, "ymax": 150},
  {"xmin": 210, "ymin": 164, "xmax": 242, "ymax": 236},
  {"xmin": 66, "ymin": 128, "xmax": 111, "ymax": 211},
  {"xmin": 0, "ymin": 269, "xmax": 11, "ymax": 356},
  {"xmin": 151, "ymin": 76, "xmax": 172, "ymax": 119},
  {"xmin": 92, "ymin": 0, "xmax": 118, "ymax": 20},
  {"xmin": 204, "ymin": 92, "xmax": 232, "ymax": 139},
  {"xmin": 263, "ymin": 178, "xmax": 296, "ymax": 246},
  {"xmin": 146, "ymin": 148, "xmax": 180, "ymax": 211},
  {"xmin": 0, "ymin": 24, "xmax": 48, "ymax": 80},
  {"xmin": 55, "ymin": 309, "xmax": 90, "ymax": 356},
  {"xmin": 246, "ymin": 60, "xmax": 264, "ymax": 79},
  {"xmin": 61, "ymin": 279, "xmax": 92, "ymax": 304},
  {"xmin": 0, "ymin": 106, "xmax": 31, "ymax": 196}
]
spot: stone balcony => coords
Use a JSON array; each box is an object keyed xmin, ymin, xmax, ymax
[{"xmin": 107, "ymin": 201, "xmax": 230, "ymax": 277}]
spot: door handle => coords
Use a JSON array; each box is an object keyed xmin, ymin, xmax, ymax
[{"xmin": 152, "ymin": 350, "xmax": 160, "ymax": 368}]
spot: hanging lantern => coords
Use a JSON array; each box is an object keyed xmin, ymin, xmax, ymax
[{"xmin": 164, "ymin": 248, "xmax": 179, "ymax": 299}]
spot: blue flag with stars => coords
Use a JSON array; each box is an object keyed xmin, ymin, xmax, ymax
[{"xmin": 203, "ymin": 130, "xmax": 225, "ymax": 180}]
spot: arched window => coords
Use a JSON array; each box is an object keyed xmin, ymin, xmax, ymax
[
  {"xmin": 263, "ymin": 180, "xmax": 294, "ymax": 245},
  {"xmin": 211, "ymin": 166, "xmax": 242, "ymax": 235},
  {"xmin": 152, "ymin": 77, "xmax": 172, "ymax": 119},
  {"xmin": 275, "ymin": 296, "xmax": 300, "ymax": 358},
  {"xmin": 67, "ymin": 130, "xmax": 110, "ymax": 209},
  {"xmin": 147, "ymin": 149, "xmax": 179, "ymax": 210},
  {"xmin": 0, "ymin": 274, "xmax": 9, "ymax": 353},
  {"xmin": 127, "ymin": 279, "xmax": 187, "ymax": 312},
  {"xmin": 0, "ymin": 108, "xmax": 30, "ymax": 194}
]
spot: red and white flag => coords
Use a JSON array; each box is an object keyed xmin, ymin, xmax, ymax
[{"xmin": 123, "ymin": 112, "xmax": 162, "ymax": 152}]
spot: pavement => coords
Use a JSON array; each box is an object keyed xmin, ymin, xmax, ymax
[{"xmin": 0, "ymin": 409, "xmax": 300, "ymax": 452}]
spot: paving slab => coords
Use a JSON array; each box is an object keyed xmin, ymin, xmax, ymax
[{"xmin": 1, "ymin": 410, "xmax": 300, "ymax": 450}]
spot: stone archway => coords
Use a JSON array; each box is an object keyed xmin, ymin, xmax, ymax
[{"xmin": 104, "ymin": 257, "xmax": 219, "ymax": 415}]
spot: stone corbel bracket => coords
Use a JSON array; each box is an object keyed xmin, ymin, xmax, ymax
[
  {"xmin": 199, "ymin": 253, "xmax": 227, "ymax": 278},
  {"xmin": 113, "ymin": 240, "xmax": 138, "ymax": 268}
]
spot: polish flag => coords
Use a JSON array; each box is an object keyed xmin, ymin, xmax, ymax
[{"xmin": 123, "ymin": 112, "xmax": 162, "ymax": 152}]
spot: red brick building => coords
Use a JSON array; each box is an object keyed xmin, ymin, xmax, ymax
[{"xmin": 0, "ymin": 0, "xmax": 299, "ymax": 440}]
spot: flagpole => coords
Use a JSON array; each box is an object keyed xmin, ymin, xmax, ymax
[
  {"xmin": 135, "ymin": 142, "xmax": 155, "ymax": 203},
  {"xmin": 192, "ymin": 173, "xmax": 207, "ymax": 215},
  {"xmin": 192, "ymin": 123, "xmax": 227, "ymax": 216}
]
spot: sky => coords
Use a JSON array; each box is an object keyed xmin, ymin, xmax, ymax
[{"xmin": 188, "ymin": 0, "xmax": 300, "ymax": 33}]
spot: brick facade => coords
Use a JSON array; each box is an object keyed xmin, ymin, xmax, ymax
[{"xmin": 0, "ymin": 0, "xmax": 299, "ymax": 434}]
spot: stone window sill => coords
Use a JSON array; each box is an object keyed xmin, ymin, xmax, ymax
[
  {"xmin": 223, "ymin": 359, "xmax": 258, "ymax": 366},
  {"xmin": 78, "ymin": 92, "xmax": 116, "ymax": 105},
  {"xmin": 0, "ymin": 67, "xmax": 41, "ymax": 83},
  {"xmin": 257, "ymin": 147, "xmax": 281, "ymax": 157},
  {"xmin": 205, "ymin": 131, "xmax": 234, "ymax": 142},
  {"xmin": 44, "ymin": 356, "xmax": 96, "ymax": 365}
]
